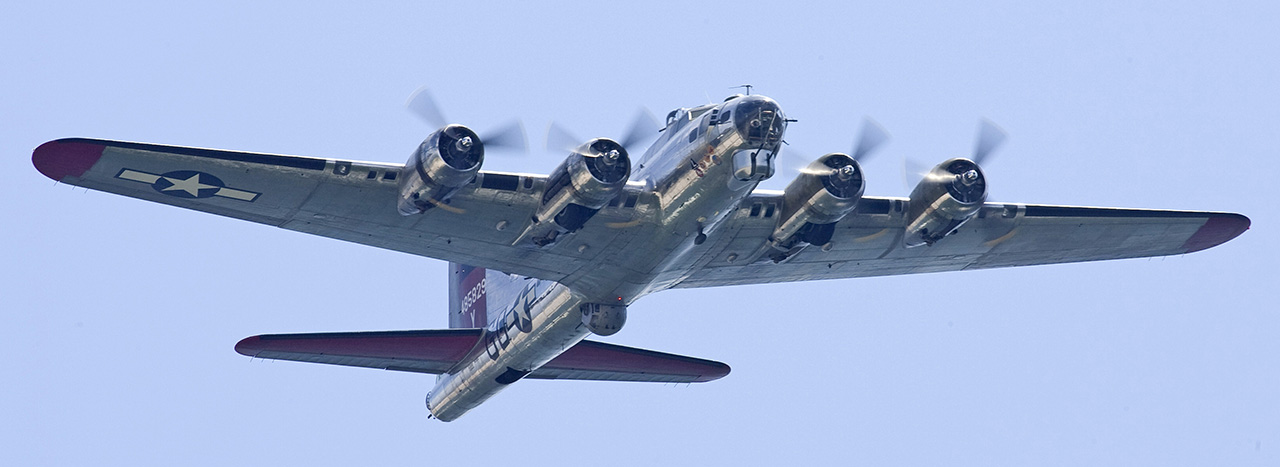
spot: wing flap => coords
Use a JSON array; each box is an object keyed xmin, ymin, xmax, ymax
[
  {"xmin": 235, "ymin": 329, "xmax": 484, "ymax": 374},
  {"xmin": 531, "ymin": 340, "xmax": 730, "ymax": 383}
]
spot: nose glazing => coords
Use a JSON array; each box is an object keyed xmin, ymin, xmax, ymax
[{"xmin": 733, "ymin": 96, "xmax": 786, "ymax": 144}]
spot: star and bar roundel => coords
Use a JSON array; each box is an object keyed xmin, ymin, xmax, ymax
[{"xmin": 115, "ymin": 168, "xmax": 260, "ymax": 202}]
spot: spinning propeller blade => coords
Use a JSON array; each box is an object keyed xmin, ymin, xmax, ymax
[
  {"xmin": 545, "ymin": 107, "xmax": 657, "ymax": 156},
  {"xmin": 481, "ymin": 120, "xmax": 528, "ymax": 153},
  {"xmin": 851, "ymin": 118, "xmax": 890, "ymax": 162},
  {"xmin": 618, "ymin": 108, "xmax": 659, "ymax": 151},
  {"xmin": 544, "ymin": 122, "xmax": 582, "ymax": 154},
  {"xmin": 407, "ymin": 87, "xmax": 528, "ymax": 155},
  {"xmin": 406, "ymin": 86, "xmax": 447, "ymax": 128},
  {"xmin": 972, "ymin": 118, "xmax": 1007, "ymax": 164}
]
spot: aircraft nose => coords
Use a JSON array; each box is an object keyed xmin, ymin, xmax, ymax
[{"xmin": 733, "ymin": 96, "xmax": 786, "ymax": 144}]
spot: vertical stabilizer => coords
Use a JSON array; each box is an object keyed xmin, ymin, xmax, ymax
[
  {"xmin": 448, "ymin": 263, "xmax": 488, "ymax": 328},
  {"xmin": 449, "ymin": 263, "xmax": 537, "ymax": 329}
]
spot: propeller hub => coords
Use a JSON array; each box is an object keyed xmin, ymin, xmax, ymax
[
  {"xmin": 837, "ymin": 164, "xmax": 856, "ymax": 180},
  {"xmin": 960, "ymin": 169, "xmax": 980, "ymax": 185},
  {"xmin": 604, "ymin": 149, "xmax": 621, "ymax": 163},
  {"xmin": 455, "ymin": 136, "xmax": 474, "ymax": 152}
]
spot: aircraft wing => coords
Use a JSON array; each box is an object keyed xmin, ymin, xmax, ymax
[
  {"xmin": 674, "ymin": 194, "xmax": 1250, "ymax": 289},
  {"xmin": 32, "ymin": 138, "xmax": 631, "ymax": 282},
  {"xmin": 235, "ymin": 330, "xmax": 730, "ymax": 383}
]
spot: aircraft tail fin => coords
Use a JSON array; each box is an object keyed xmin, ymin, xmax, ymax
[
  {"xmin": 448, "ymin": 263, "xmax": 488, "ymax": 328},
  {"xmin": 447, "ymin": 263, "xmax": 535, "ymax": 329}
]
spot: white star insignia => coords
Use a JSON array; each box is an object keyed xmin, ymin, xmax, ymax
[{"xmin": 162, "ymin": 173, "xmax": 217, "ymax": 196}]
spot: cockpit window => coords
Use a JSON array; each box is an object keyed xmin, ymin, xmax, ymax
[
  {"xmin": 665, "ymin": 108, "xmax": 692, "ymax": 133},
  {"xmin": 687, "ymin": 104, "xmax": 714, "ymax": 120},
  {"xmin": 715, "ymin": 109, "xmax": 731, "ymax": 125}
]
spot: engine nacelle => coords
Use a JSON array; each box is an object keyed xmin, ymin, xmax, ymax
[
  {"xmin": 397, "ymin": 125, "xmax": 484, "ymax": 215},
  {"xmin": 514, "ymin": 138, "xmax": 631, "ymax": 247},
  {"xmin": 904, "ymin": 158, "xmax": 987, "ymax": 247},
  {"xmin": 580, "ymin": 303, "xmax": 627, "ymax": 336},
  {"xmin": 765, "ymin": 153, "xmax": 865, "ymax": 262}
]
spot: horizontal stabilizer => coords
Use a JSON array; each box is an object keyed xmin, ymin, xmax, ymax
[
  {"xmin": 236, "ymin": 329, "xmax": 730, "ymax": 383},
  {"xmin": 235, "ymin": 329, "xmax": 484, "ymax": 374},
  {"xmin": 535, "ymin": 340, "xmax": 729, "ymax": 383}
]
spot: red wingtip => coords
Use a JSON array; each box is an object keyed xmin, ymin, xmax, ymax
[
  {"xmin": 32, "ymin": 139, "xmax": 105, "ymax": 182},
  {"xmin": 234, "ymin": 336, "xmax": 263, "ymax": 357},
  {"xmin": 1182, "ymin": 213, "xmax": 1251, "ymax": 253}
]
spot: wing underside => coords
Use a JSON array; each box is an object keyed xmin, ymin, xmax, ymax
[
  {"xmin": 31, "ymin": 138, "xmax": 649, "ymax": 284},
  {"xmin": 673, "ymin": 194, "xmax": 1249, "ymax": 289},
  {"xmin": 235, "ymin": 330, "xmax": 730, "ymax": 383},
  {"xmin": 32, "ymin": 138, "xmax": 1248, "ymax": 292}
]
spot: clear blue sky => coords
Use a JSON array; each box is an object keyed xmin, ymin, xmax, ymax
[{"xmin": 2, "ymin": 1, "xmax": 1275, "ymax": 465}]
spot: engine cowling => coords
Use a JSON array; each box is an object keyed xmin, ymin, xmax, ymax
[
  {"xmin": 514, "ymin": 138, "xmax": 631, "ymax": 247},
  {"xmin": 765, "ymin": 153, "xmax": 865, "ymax": 262},
  {"xmin": 397, "ymin": 125, "xmax": 484, "ymax": 215},
  {"xmin": 540, "ymin": 138, "xmax": 631, "ymax": 219},
  {"xmin": 904, "ymin": 157, "xmax": 986, "ymax": 247}
]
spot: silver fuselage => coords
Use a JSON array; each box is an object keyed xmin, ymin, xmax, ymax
[{"xmin": 427, "ymin": 95, "xmax": 786, "ymax": 421}]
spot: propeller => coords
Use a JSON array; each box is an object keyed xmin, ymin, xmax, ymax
[
  {"xmin": 544, "ymin": 122, "xmax": 583, "ymax": 154},
  {"xmin": 406, "ymin": 87, "xmax": 528, "ymax": 153},
  {"xmin": 851, "ymin": 118, "xmax": 890, "ymax": 162},
  {"xmin": 618, "ymin": 108, "xmax": 659, "ymax": 151},
  {"xmin": 972, "ymin": 118, "xmax": 1007, "ymax": 165},
  {"xmin": 901, "ymin": 157, "xmax": 932, "ymax": 191},
  {"xmin": 785, "ymin": 117, "xmax": 890, "ymax": 179},
  {"xmin": 901, "ymin": 118, "xmax": 1008, "ymax": 191},
  {"xmin": 406, "ymin": 87, "xmax": 448, "ymax": 128},
  {"xmin": 544, "ymin": 107, "xmax": 659, "ymax": 156}
]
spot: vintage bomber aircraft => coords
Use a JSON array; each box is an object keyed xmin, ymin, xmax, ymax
[{"xmin": 33, "ymin": 92, "xmax": 1249, "ymax": 421}]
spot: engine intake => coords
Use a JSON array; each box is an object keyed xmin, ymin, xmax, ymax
[
  {"xmin": 766, "ymin": 153, "xmax": 865, "ymax": 262},
  {"xmin": 397, "ymin": 125, "xmax": 484, "ymax": 215},
  {"xmin": 904, "ymin": 158, "xmax": 987, "ymax": 247}
]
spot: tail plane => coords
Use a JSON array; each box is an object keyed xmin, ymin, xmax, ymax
[
  {"xmin": 237, "ymin": 262, "xmax": 729, "ymax": 411},
  {"xmin": 235, "ymin": 329, "xmax": 730, "ymax": 383}
]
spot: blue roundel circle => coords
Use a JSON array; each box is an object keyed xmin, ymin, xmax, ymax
[{"xmin": 151, "ymin": 170, "xmax": 225, "ymax": 199}]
